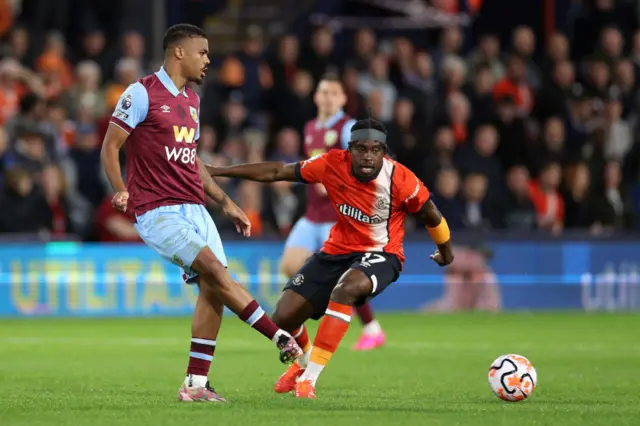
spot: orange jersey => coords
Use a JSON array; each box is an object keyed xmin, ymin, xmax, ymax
[{"xmin": 294, "ymin": 150, "xmax": 430, "ymax": 263}]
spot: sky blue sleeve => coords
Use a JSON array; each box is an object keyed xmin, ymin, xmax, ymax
[
  {"xmin": 111, "ymin": 82, "xmax": 149, "ymax": 132},
  {"xmin": 340, "ymin": 119, "xmax": 356, "ymax": 149}
]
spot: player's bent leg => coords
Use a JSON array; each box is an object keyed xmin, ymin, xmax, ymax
[
  {"xmin": 271, "ymin": 290, "xmax": 316, "ymax": 393},
  {"xmin": 296, "ymin": 269, "xmax": 372, "ymax": 399},
  {"xmin": 191, "ymin": 246, "xmax": 303, "ymax": 364},
  {"xmin": 179, "ymin": 279, "xmax": 227, "ymax": 402}
]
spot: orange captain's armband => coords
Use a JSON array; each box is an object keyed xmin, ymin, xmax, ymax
[{"xmin": 426, "ymin": 218, "xmax": 450, "ymax": 244}]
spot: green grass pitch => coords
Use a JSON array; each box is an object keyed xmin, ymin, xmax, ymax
[{"xmin": 1, "ymin": 313, "xmax": 639, "ymax": 425}]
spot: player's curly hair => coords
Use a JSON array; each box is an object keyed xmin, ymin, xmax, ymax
[{"xmin": 162, "ymin": 24, "xmax": 207, "ymax": 51}]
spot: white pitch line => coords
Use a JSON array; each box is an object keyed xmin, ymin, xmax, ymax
[{"xmin": 0, "ymin": 337, "xmax": 638, "ymax": 353}]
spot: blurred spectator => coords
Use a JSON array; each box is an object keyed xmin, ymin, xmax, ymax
[
  {"xmin": 503, "ymin": 165, "xmax": 536, "ymax": 230},
  {"xmin": 0, "ymin": 167, "xmax": 50, "ymax": 233},
  {"xmin": 442, "ymin": 91, "xmax": 472, "ymax": 145},
  {"xmin": 562, "ymin": 163, "xmax": 598, "ymax": 230},
  {"xmin": 350, "ymin": 29, "xmax": 377, "ymax": 72},
  {"xmin": 269, "ymin": 35, "xmax": 300, "ymax": 94},
  {"xmin": 494, "ymin": 94, "xmax": 529, "ymax": 171},
  {"xmin": 455, "ymin": 124, "xmax": 503, "ymax": 195},
  {"xmin": 460, "ymin": 173, "xmax": 503, "ymax": 229},
  {"xmin": 535, "ymin": 60, "xmax": 575, "ymax": 121},
  {"xmin": 542, "ymin": 32, "xmax": 570, "ymax": 81},
  {"xmin": 357, "ymin": 54, "xmax": 397, "ymax": 122},
  {"xmin": 531, "ymin": 117, "xmax": 570, "ymax": 174},
  {"xmin": 104, "ymin": 58, "xmax": 141, "ymax": 112},
  {"xmin": 440, "ymin": 55, "xmax": 467, "ymax": 102},
  {"xmin": 41, "ymin": 164, "xmax": 72, "ymax": 236},
  {"xmin": 603, "ymin": 97, "xmax": 632, "ymax": 162},
  {"xmin": 268, "ymin": 128, "xmax": 301, "ymax": 234},
  {"xmin": 299, "ymin": 26, "xmax": 340, "ymax": 84},
  {"xmin": 529, "ymin": 162, "xmax": 564, "ymax": 234},
  {"xmin": 465, "ymin": 63, "xmax": 496, "ymax": 124},
  {"xmin": 219, "ymin": 25, "xmax": 272, "ymax": 115},
  {"xmin": 597, "ymin": 26, "xmax": 624, "ymax": 72},
  {"xmin": 61, "ymin": 60, "xmax": 105, "ymax": 121},
  {"xmin": 121, "ymin": 31, "xmax": 148, "ymax": 74},
  {"xmin": 467, "ymin": 34, "xmax": 505, "ymax": 82},
  {"xmin": 272, "ymin": 71, "xmax": 315, "ymax": 137},
  {"xmin": 66, "ymin": 124, "xmax": 105, "ymax": 207},
  {"xmin": 433, "ymin": 167, "xmax": 464, "ymax": 229},
  {"xmin": 387, "ymin": 98, "xmax": 426, "ymax": 176},
  {"xmin": 342, "ymin": 66, "xmax": 366, "ymax": 118},
  {"xmin": 431, "ymin": 26, "xmax": 463, "ymax": 75},
  {"xmin": 388, "ymin": 37, "xmax": 414, "ymax": 90},
  {"xmin": 35, "ymin": 31, "xmax": 73, "ymax": 99},
  {"xmin": 591, "ymin": 161, "xmax": 636, "ymax": 230},
  {"xmin": 611, "ymin": 59, "xmax": 636, "ymax": 119},
  {"xmin": 2, "ymin": 26, "xmax": 30, "ymax": 65},
  {"xmin": 493, "ymin": 55, "xmax": 534, "ymax": 116},
  {"xmin": 424, "ymin": 127, "xmax": 456, "ymax": 189},
  {"xmin": 511, "ymin": 26, "xmax": 542, "ymax": 89}
]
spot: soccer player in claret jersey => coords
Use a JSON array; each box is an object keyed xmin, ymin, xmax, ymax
[
  {"xmin": 207, "ymin": 117, "xmax": 455, "ymax": 399},
  {"xmin": 283, "ymin": 73, "xmax": 386, "ymax": 354},
  {"xmin": 100, "ymin": 24, "xmax": 302, "ymax": 403}
]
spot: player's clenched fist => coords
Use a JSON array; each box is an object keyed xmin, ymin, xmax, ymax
[{"xmin": 112, "ymin": 191, "xmax": 129, "ymax": 213}]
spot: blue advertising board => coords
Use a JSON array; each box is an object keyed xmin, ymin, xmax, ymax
[{"xmin": 0, "ymin": 239, "xmax": 639, "ymax": 317}]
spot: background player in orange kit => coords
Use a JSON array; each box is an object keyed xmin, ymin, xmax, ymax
[
  {"xmin": 283, "ymin": 73, "xmax": 386, "ymax": 352},
  {"xmin": 100, "ymin": 23, "xmax": 302, "ymax": 403},
  {"xmin": 207, "ymin": 117, "xmax": 455, "ymax": 399}
]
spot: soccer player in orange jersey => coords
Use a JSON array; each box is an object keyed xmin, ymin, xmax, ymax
[{"xmin": 207, "ymin": 117, "xmax": 454, "ymax": 399}]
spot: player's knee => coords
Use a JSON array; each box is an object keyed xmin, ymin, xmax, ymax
[
  {"xmin": 332, "ymin": 275, "xmax": 370, "ymax": 305},
  {"xmin": 193, "ymin": 249, "xmax": 227, "ymax": 282}
]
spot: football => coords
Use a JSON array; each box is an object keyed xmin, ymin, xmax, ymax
[{"xmin": 488, "ymin": 354, "xmax": 537, "ymax": 402}]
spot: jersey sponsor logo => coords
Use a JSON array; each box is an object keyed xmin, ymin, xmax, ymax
[
  {"xmin": 120, "ymin": 94, "xmax": 132, "ymax": 110},
  {"xmin": 165, "ymin": 146, "xmax": 197, "ymax": 164},
  {"xmin": 114, "ymin": 110, "xmax": 129, "ymax": 120},
  {"xmin": 173, "ymin": 125, "xmax": 196, "ymax": 143},
  {"xmin": 189, "ymin": 106, "xmax": 199, "ymax": 123},
  {"xmin": 337, "ymin": 203, "xmax": 384, "ymax": 224},
  {"xmin": 325, "ymin": 130, "xmax": 338, "ymax": 146}
]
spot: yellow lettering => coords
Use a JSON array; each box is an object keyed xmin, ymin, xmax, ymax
[
  {"xmin": 173, "ymin": 125, "xmax": 196, "ymax": 143},
  {"xmin": 85, "ymin": 263, "xmax": 115, "ymax": 311},
  {"xmin": 44, "ymin": 261, "xmax": 67, "ymax": 312},
  {"xmin": 10, "ymin": 261, "xmax": 38, "ymax": 314},
  {"xmin": 107, "ymin": 261, "xmax": 143, "ymax": 311},
  {"xmin": 66, "ymin": 262, "xmax": 84, "ymax": 312},
  {"xmin": 142, "ymin": 262, "xmax": 169, "ymax": 310}
]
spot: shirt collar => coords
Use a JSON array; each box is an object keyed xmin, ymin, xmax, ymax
[
  {"xmin": 155, "ymin": 67, "xmax": 189, "ymax": 98},
  {"xmin": 316, "ymin": 110, "xmax": 344, "ymax": 129}
]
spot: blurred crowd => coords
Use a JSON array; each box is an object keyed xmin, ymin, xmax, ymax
[{"xmin": 1, "ymin": 0, "xmax": 640, "ymax": 242}]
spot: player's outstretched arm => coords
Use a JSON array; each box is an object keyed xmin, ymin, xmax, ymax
[
  {"xmin": 101, "ymin": 124, "xmax": 129, "ymax": 211},
  {"xmin": 417, "ymin": 200, "xmax": 455, "ymax": 267},
  {"xmin": 206, "ymin": 161, "xmax": 300, "ymax": 182}
]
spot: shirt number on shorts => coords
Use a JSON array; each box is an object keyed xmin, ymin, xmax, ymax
[{"xmin": 360, "ymin": 253, "xmax": 385, "ymax": 267}]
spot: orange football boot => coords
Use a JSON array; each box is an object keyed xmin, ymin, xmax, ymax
[
  {"xmin": 294, "ymin": 379, "xmax": 317, "ymax": 399},
  {"xmin": 274, "ymin": 363, "xmax": 305, "ymax": 393}
]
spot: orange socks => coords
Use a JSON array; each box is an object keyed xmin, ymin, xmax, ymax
[
  {"xmin": 292, "ymin": 324, "xmax": 311, "ymax": 353},
  {"xmin": 300, "ymin": 301, "xmax": 352, "ymax": 384}
]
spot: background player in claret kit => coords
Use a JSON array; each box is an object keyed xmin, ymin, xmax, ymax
[
  {"xmin": 208, "ymin": 118, "xmax": 455, "ymax": 399},
  {"xmin": 100, "ymin": 24, "xmax": 302, "ymax": 403},
  {"xmin": 284, "ymin": 74, "xmax": 386, "ymax": 353}
]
